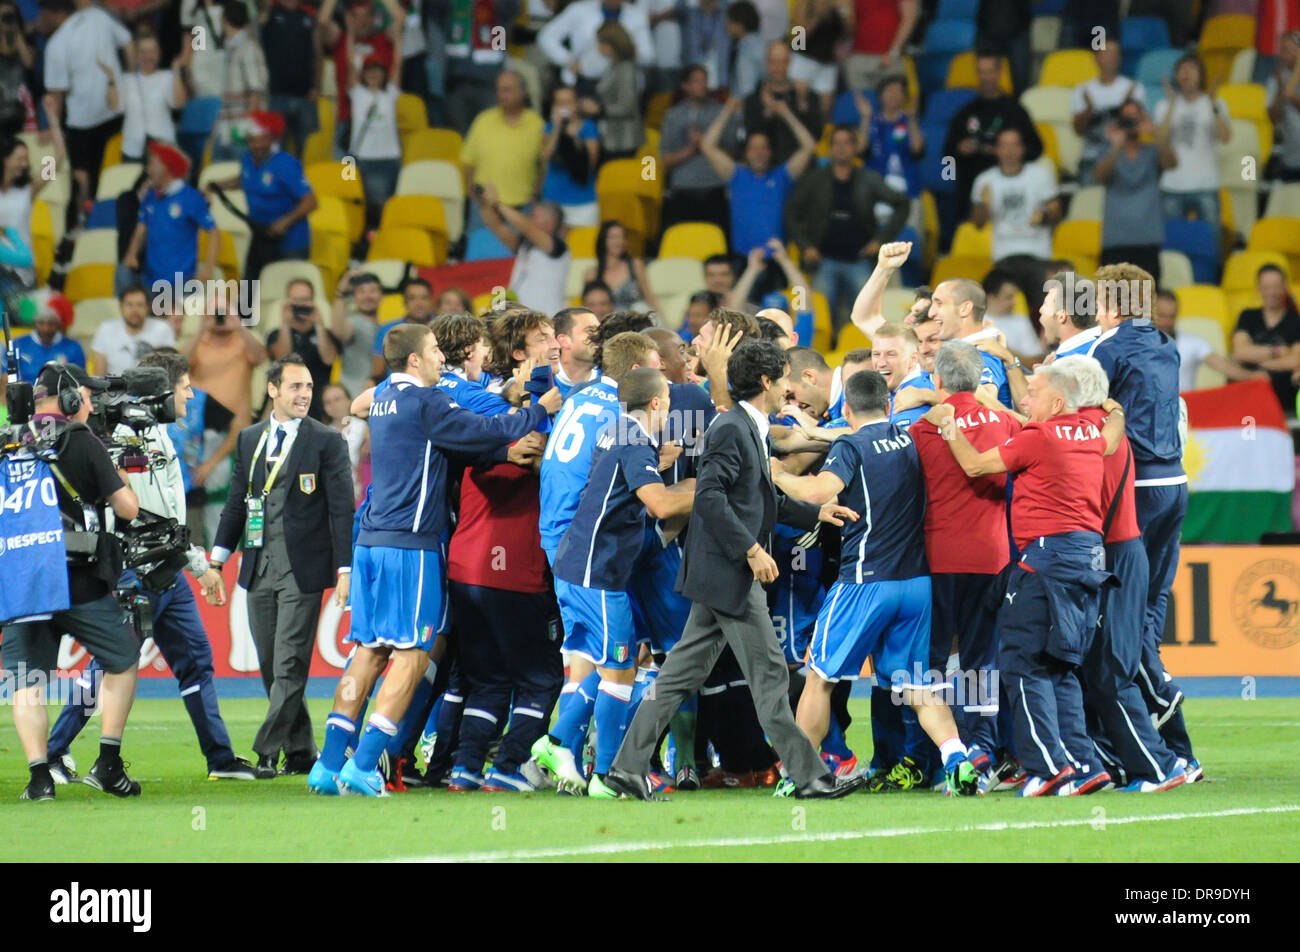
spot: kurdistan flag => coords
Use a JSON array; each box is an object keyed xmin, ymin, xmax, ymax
[{"xmin": 1182, "ymin": 379, "xmax": 1294, "ymax": 543}]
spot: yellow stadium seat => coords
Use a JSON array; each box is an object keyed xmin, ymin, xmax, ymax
[
  {"xmin": 597, "ymin": 157, "xmax": 661, "ymax": 239},
  {"xmin": 310, "ymin": 193, "xmax": 349, "ymax": 238},
  {"xmin": 302, "ymin": 129, "xmax": 333, "ymax": 167},
  {"xmin": 1038, "ymin": 50, "xmax": 1099, "ymax": 88},
  {"xmin": 198, "ymin": 229, "xmax": 241, "ymax": 280},
  {"xmin": 931, "ymin": 255, "xmax": 993, "ymax": 286},
  {"xmin": 837, "ymin": 324, "xmax": 871, "ymax": 353},
  {"xmin": 1173, "ymin": 284, "xmax": 1228, "ymax": 322},
  {"xmin": 380, "ymin": 194, "xmax": 449, "ymax": 263},
  {"xmin": 594, "ymin": 194, "xmax": 646, "ymax": 254},
  {"xmin": 378, "ymin": 292, "xmax": 405, "ymax": 322},
  {"xmin": 395, "ymin": 159, "xmax": 466, "ymax": 243},
  {"xmin": 659, "ymin": 222, "xmax": 727, "ymax": 261},
  {"xmin": 65, "ymin": 264, "xmax": 117, "ymax": 303},
  {"xmin": 1052, "ymin": 220, "xmax": 1101, "ymax": 261},
  {"xmin": 395, "ymin": 93, "xmax": 429, "ymax": 143},
  {"xmin": 1248, "ymin": 218, "xmax": 1300, "ymax": 277},
  {"xmin": 367, "ymin": 227, "xmax": 437, "ymax": 267},
  {"xmin": 1200, "ymin": 14, "xmax": 1256, "ymax": 88},
  {"xmin": 567, "ymin": 226, "xmax": 598, "ymax": 259},
  {"xmin": 403, "ymin": 127, "xmax": 463, "ymax": 165},
  {"xmin": 317, "ymin": 95, "xmax": 335, "ymax": 135},
  {"xmin": 1224, "ymin": 250, "xmax": 1290, "ymax": 293},
  {"xmin": 950, "ymin": 222, "xmax": 992, "ymax": 258},
  {"xmin": 101, "ymin": 133, "xmax": 122, "ymax": 177},
  {"xmin": 947, "ymin": 52, "xmax": 1012, "ymax": 93},
  {"xmin": 310, "ymin": 231, "xmax": 349, "ymax": 289},
  {"xmin": 1035, "ymin": 122, "xmax": 1060, "ymax": 172},
  {"xmin": 644, "ymin": 92, "xmax": 673, "ymax": 131},
  {"xmin": 306, "ymin": 161, "xmax": 367, "ymax": 243},
  {"xmin": 1217, "ymin": 87, "xmax": 1273, "ymax": 163},
  {"xmin": 919, "ymin": 191, "xmax": 939, "ymax": 268}
]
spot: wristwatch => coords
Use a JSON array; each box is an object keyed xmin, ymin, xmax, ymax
[{"xmin": 1007, "ymin": 356, "xmax": 1023, "ymax": 370}]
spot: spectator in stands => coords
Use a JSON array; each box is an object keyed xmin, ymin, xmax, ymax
[
  {"xmin": 970, "ymin": 126, "xmax": 1060, "ymax": 316},
  {"xmin": 474, "ymin": 183, "xmax": 571, "ymax": 317},
  {"xmin": 644, "ymin": 0, "xmax": 683, "ymax": 94},
  {"xmin": 322, "ymin": 381, "xmax": 369, "ymax": 501},
  {"xmin": 179, "ymin": 0, "xmax": 227, "ymax": 99},
  {"xmin": 437, "ymin": 0, "xmax": 520, "ymax": 134},
  {"xmin": 208, "ymin": 0, "xmax": 268, "ymax": 162},
  {"xmin": 461, "ymin": 70, "xmax": 545, "ymax": 218},
  {"xmin": 349, "ymin": 55, "xmax": 402, "ymax": 229},
  {"xmin": 1154, "ymin": 54, "xmax": 1231, "ymax": 235},
  {"xmin": 437, "ymin": 287, "xmax": 472, "ymax": 315},
  {"xmin": 721, "ymin": 0, "xmax": 766, "ymax": 99},
  {"xmin": 123, "ymin": 142, "xmax": 219, "ymax": 297},
  {"xmin": 584, "ymin": 220, "xmax": 662, "ymax": 314},
  {"xmin": 42, "ymin": 0, "xmax": 132, "ymax": 229},
  {"xmin": 702, "ymin": 94, "xmax": 816, "ymax": 260},
  {"xmin": 204, "ymin": 111, "xmax": 316, "ymax": 282},
  {"xmin": 318, "ymin": 0, "xmax": 401, "ymax": 152},
  {"xmin": 787, "ymin": 123, "xmax": 908, "ymax": 340},
  {"xmin": 742, "ymin": 41, "xmax": 822, "ymax": 166},
  {"xmin": 1071, "ymin": 39, "xmax": 1146, "ymax": 185},
  {"xmin": 1232, "ymin": 264, "xmax": 1300, "ymax": 412},
  {"xmin": 683, "ymin": 289, "xmax": 722, "ymax": 339},
  {"xmin": 13, "ymin": 293, "xmax": 84, "ymax": 382},
  {"xmin": 541, "ymin": 85, "xmax": 600, "ymax": 227},
  {"xmin": 859, "ymin": 77, "xmax": 924, "ymax": 231},
  {"xmin": 1096, "ymin": 100, "xmax": 1175, "ymax": 285},
  {"xmin": 370, "ymin": 276, "xmax": 435, "ymax": 376},
  {"xmin": 329, "ymin": 268, "xmax": 383, "ymax": 397},
  {"xmin": 0, "ymin": 0, "xmax": 36, "ymax": 140},
  {"xmin": 536, "ymin": 0, "xmax": 655, "ymax": 93},
  {"xmin": 268, "ymin": 277, "xmax": 338, "ymax": 419},
  {"xmin": 92, "ymin": 285, "xmax": 177, "ymax": 375},
  {"xmin": 789, "ymin": 0, "xmax": 848, "ymax": 117},
  {"xmin": 729, "ymin": 239, "xmax": 807, "ymax": 309},
  {"xmin": 680, "ymin": 0, "xmax": 727, "ymax": 90},
  {"xmin": 844, "ymin": 0, "xmax": 916, "ymax": 93},
  {"xmin": 394, "ymin": 0, "xmax": 427, "ymax": 106},
  {"xmin": 943, "ymin": 52, "xmax": 1042, "ymax": 222},
  {"xmin": 981, "ymin": 268, "xmax": 1041, "ymax": 362},
  {"xmin": 704, "ymin": 253, "xmax": 738, "ymax": 296},
  {"xmin": 105, "ymin": 31, "xmax": 187, "ymax": 164},
  {"xmin": 976, "ymin": 0, "xmax": 1030, "ymax": 94},
  {"xmin": 581, "ymin": 281, "xmax": 614, "ymax": 321},
  {"xmin": 0, "ymin": 133, "xmax": 63, "ymax": 288},
  {"xmin": 259, "ymin": 0, "xmax": 319, "ymax": 158},
  {"xmin": 1268, "ymin": 30, "xmax": 1300, "ymax": 183},
  {"xmin": 581, "ymin": 22, "xmax": 643, "ymax": 161},
  {"xmin": 1153, "ymin": 289, "xmax": 1257, "ymax": 392},
  {"xmin": 660, "ymin": 64, "xmax": 728, "ymax": 234}
]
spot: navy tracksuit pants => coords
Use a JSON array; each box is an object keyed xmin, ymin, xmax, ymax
[
  {"xmin": 1134, "ymin": 482, "xmax": 1194, "ymax": 760},
  {"xmin": 49, "ymin": 571, "xmax": 239, "ymax": 772}
]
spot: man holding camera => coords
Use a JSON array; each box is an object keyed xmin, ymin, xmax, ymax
[
  {"xmin": 210, "ymin": 354, "xmax": 354, "ymax": 778},
  {"xmin": 268, "ymin": 278, "xmax": 338, "ymax": 421},
  {"xmin": 45, "ymin": 351, "xmax": 258, "ymax": 783},
  {"xmin": 2, "ymin": 364, "xmax": 141, "ymax": 802}
]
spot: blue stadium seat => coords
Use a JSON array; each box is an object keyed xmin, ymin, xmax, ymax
[
  {"xmin": 919, "ymin": 121, "xmax": 952, "ymax": 194},
  {"xmin": 896, "ymin": 225, "xmax": 925, "ymax": 287},
  {"xmin": 1120, "ymin": 17, "xmax": 1171, "ymax": 70},
  {"xmin": 86, "ymin": 199, "xmax": 117, "ymax": 229},
  {"xmin": 918, "ymin": 19, "xmax": 976, "ymax": 94},
  {"xmin": 177, "ymin": 96, "xmax": 222, "ymax": 167},
  {"xmin": 1136, "ymin": 49, "xmax": 1183, "ymax": 87},
  {"xmin": 936, "ymin": 0, "xmax": 977, "ymax": 19},
  {"xmin": 464, "ymin": 226, "xmax": 514, "ymax": 262},
  {"xmin": 1164, "ymin": 219, "xmax": 1219, "ymax": 284},
  {"xmin": 922, "ymin": 88, "xmax": 977, "ymax": 128}
]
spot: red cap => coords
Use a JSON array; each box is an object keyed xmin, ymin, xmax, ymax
[
  {"xmin": 362, "ymin": 54, "xmax": 386, "ymax": 71},
  {"xmin": 148, "ymin": 141, "xmax": 191, "ymax": 179},
  {"xmin": 245, "ymin": 110, "xmax": 286, "ymax": 138}
]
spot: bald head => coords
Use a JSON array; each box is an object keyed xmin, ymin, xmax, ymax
[{"xmin": 756, "ymin": 307, "xmax": 796, "ymax": 345}]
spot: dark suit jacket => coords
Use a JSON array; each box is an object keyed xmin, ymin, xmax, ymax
[
  {"xmin": 676, "ymin": 406, "xmax": 820, "ymax": 617},
  {"xmin": 213, "ymin": 416, "xmax": 354, "ymax": 592}
]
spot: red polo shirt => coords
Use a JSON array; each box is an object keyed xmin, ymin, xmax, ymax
[
  {"xmin": 1081, "ymin": 406, "xmax": 1140, "ymax": 545},
  {"xmin": 447, "ymin": 463, "xmax": 549, "ymax": 594},
  {"xmin": 998, "ymin": 412, "xmax": 1106, "ymax": 551}
]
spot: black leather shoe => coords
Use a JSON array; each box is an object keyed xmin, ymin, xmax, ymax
[
  {"xmin": 794, "ymin": 772, "xmax": 867, "ymax": 799},
  {"xmin": 281, "ymin": 753, "xmax": 316, "ymax": 775},
  {"xmin": 604, "ymin": 767, "xmax": 668, "ymax": 801},
  {"xmin": 253, "ymin": 754, "xmax": 279, "ymax": 779}
]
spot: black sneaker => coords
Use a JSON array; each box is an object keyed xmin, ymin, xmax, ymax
[
  {"xmin": 398, "ymin": 757, "xmax": 429, "ymax": 789},
  {"xmin": 253, "ymin": 754, "xmax": 279, "ymax": 779},
  {"xmin": 674, "ymin": 765, "xmax": 702, "ymax": 791},
  {"xmin": 83, "ymin": 759, "xmax": 142, "ymax": 798},
  {"xmin": 20, "ymin": 773, "xmax": 56, "ymax": 801},
  {"xmin": 281, "ymin": 752, "xmax": 316, "ymax": 775},
  {"xmin": 208, "ymin": 757, "xmax": 257, "ymax": 781},
  {"xmin": 48, "ymin": 755, "xmax": 78, "ymax": 785}
]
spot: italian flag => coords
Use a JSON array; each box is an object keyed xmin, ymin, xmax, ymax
[{"xmin": 1182, "ymin": 379, "xmax": 1294, "ymax": 543}]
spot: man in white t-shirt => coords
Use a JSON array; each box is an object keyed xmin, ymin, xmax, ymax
[
  {"xmin": 91, "ymin": 284, "xmax": 179, "ymax": 376},
  {"xmin": 43, "ymin": 0, "xmax": 132, "ymax": 226},
  {"xmin": 971, "ymin": 127, "xmax": 1061, "ymax": 316},
  {"xmin": 1152, "ymin": 289, "xmax": 1257, "ymax": 392},
  {"xmin": 474, "ymin": 185, "xmax": 572, "ymax": 316},
  {"xmin": 1071, "ymin": 40, "xmax": 1146, "ymax": 184}
]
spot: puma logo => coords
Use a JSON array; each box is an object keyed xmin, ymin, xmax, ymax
[{"xmin": 1004, "ymin": 592, "xmax": 1017, "ymax": 605}]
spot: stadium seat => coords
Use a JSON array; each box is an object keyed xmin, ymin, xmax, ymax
[
  {"xmin": 1164, "ymin": 219, "xmax": 1219, "ymax": 284},
  {"xmin": 1020, "ymin": 84, "xmax": 1071, "ymax": 124},
  {"xmin": 646, "ymin": 256, "xmax": 706, "ymax": 299},
  {"xmin": 1198, "ymin": 13, "xmax": 1255, "ymax": 88},
  {"xmin": 301, "ymin": 129, "xmax": 333, "ymax": 166},
  {"xmin": 1067, "ymin": 185, "xmax": 1104, "ymax": 222},
  {"xmin": 368, "ymin": 226, "xmax": 437, "ymax": 267},
  {"xmin": 881, "ymin": 288, "xmax": 917, "ymax": 322},
  {"xmin": 1119, "ymin": 18, "xmax": 1171, "ymax": 75},
  {"xmin": 1039, "ymin": 50, "xmax": 1099, "ymax": 88},
  {"xmin": 198, "ymin": 229, "xmax": 242, "ymax": 280},
  {"xmin": 1228, "ymin": 48, "xmax": 1257, "ymax": 86},
  {"xmin": 946, "ymin": 52, "xmax": 1012, "ymax": 93},
  {"xmin": 379, "ymin": 194, "xmax": 450, "ymax": 263},
  {"xmin": 1159, "ymin": 250, "xmax": 1194, "ymax": 289},
  {"xmin": 565, "ymin": 257, "xmax": 596, "ymax": 300},
  {"xmin": 361, "ymin": 259, "xmax": 411, "ymax": 290},
  {"xmin": 86, "ymin": 199, "xmax": 118, "ymax": 230},
  {"xmin": 395, "ymin": 159, "xmax": 465, "ymax": 243},
  {"xmin": 918, "ymin": 19, "xmax": 976, "ymax": 93},
  {"xmin": 1173, "ymin": 284, "xmax": 1228, "ymax": 332},
  {"xmin": 1136, "ymin": 49, "xmax": 1183, "ymax": 88},
  {"xmin": 403, "ymin": 128, "xmax": 463, "ymax": 165},
  {"xmin": 922, "ymin": 88, "xmax": 977, "ymax": 127},
  {"xmin": 1035, "ymin": 122, "xmax": 1061, "ymax": 171},
  {"xmin": 935, "ymin": 0, "xmax": 976, "ymax": 18},
  {"xmin": 1218, "ymin": 85, "xmax": 1272, "ymax": 161},
  {"xmin": 378, "ymin": 292, "xmax": 405, "ymax": 321},
  {"xmin": 198, "ymin": 160, "xmax": 241, "ymax": 190},
  {"xmin": 566, "ymin": 225, "xmax": 598, "ymax": 259},
  {"xmin": 1052, "ymin": 220, "xmax": 1100, "ymax": 261},
  {"xmin": 597, "ymin": 158, "xmax": 661, "ymax": 240},
  {"xmin": 395, "ymin": 93, "xmax": 430, "ymax": 142},
  {"xmin": 931, "ymin": 254, "xmax": 992, "ymax": 286},
  {"xmin": 644, "ymin": 91, "xmax": 673, "ymax": 131},
  {"xmin": 100, "ymin": 133, "xmax": 123, "ymax": 178},
  {"xmin": 1266, "ymin": 183, "xmax": 1300, "ymax": 219},
  {"xmin": 659, "ymin": 222, "xmax": 727, "ymax": 261},
  {"xmin": 310, "ymin": 231, "xmax": 349, "ymax": 291},
  {"xmin": 1223, "ymin": 250, "xmax": 1290, "ymax": 294},
  {"xmin": 1178, "ymin": 316, "xmax": 1228, "ymax": 389},
  {"xmin": 64, "ymin": 263, "xmax": 116, "ymax": 303},
  {"xmin": 310, "ymin": 193, "xmax": 349, "ymax": 239},
  {"xmin": 96, "ymin": 162, "xmax": 143, "ymax": 201},
  {"xmin": 176, "ymin": 96, "xmax": 221, "ymax": 165},
  {"xmin": 950, "ymin": 221, "xmax": 992, "ymax": 258},
  {"xmin": 71, "ymin": 298, "xmax": 122, "ymax": 355},
  {"xmin": 69, "ymin": 228, "xmax": 120, "ymax": 270},
  {"xmin": 464, "ymin": 226, "xmax": 514, "ymax": 262},
  {"xmin": 305, "ymin": 161, "xmax": 367, "ymax": 243},
  {"xmin": 258, "ymin": 260, "xmax": 326, "ymax": 304},
  {"xmin": 1029, "ymin": 16, "xmax": 1061, "ymax": 80},
  {"xmin": 207, "ymin": 188, "xmax": 252, "ymax": 269},
  {"xmin": 1248, "ymin": 218, "xmax": 1300, "ymax": 277},
  {"xmin": 29, "ymin": 200, "xmax": 54, "ymax": 285},
  {"xmin": 317, "ymin": 93, "xmax": 335, "ymax": 135},
  {"xmin": 837, "ymin": 324, "xmax": 871, "ymax": 353}
]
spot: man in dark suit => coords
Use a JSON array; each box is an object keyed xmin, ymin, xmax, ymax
[
  {"xmin": 210, "ymin": 354, "xmax": 355, "ymax": 778},
  {"xmin": 606, "ymin": 340, "xmax": 866, "ymax": 800}
]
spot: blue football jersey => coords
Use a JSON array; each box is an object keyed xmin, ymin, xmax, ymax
[
  {"xmin": 538, "ymin": 375, "xmax": 620, "ymax": 553},
  {"xmin": 820, "ymin": 421, "xmax": 928, "ymax": 584},
  {"xmin": 553, "ymin": 415, "xmax": 664, "ymax": 590},
  {"xmin": 889, "ymin": 369, "xmax": 936, "ymax": 431}
]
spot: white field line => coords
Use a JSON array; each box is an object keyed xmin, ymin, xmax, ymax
[{"xmin": 386, "ymin": 803, "xmax": 1300, "ymax": 863}]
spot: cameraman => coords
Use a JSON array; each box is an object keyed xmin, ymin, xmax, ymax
[
  {"xmin": 2, "ymin": 364, "xmax": 141, "ymax": 802},
  {"xmin": 46, "ymin": 351, "xmax": 258, "ymax": 783}
]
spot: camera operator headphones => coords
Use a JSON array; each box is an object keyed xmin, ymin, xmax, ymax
[{"xmin": 40, "ymin": 361, "xmax": 83, "ymax": 416}]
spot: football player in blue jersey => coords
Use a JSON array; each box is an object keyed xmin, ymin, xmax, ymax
[
  {"xmin": 536, "ymin": 368, "xmax": 697, "ymax": 797},
  {"xmin": 309, "ymin": 323, "xmax": 562, "ymax": 796},
  {"xmin": 930, "ymin": 278, "xmax": 1014, "ymax": 408},
  {"xmin": 552, "ymin": 306, "xmax": 601, "ymax": 398},
  {"xmin": 773, "ymin": 369, "xmax": 982, "ymax": 796}
]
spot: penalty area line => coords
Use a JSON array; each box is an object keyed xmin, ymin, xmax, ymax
[{"xmin": 386, "ymin": 803, "xmax": 1300, "ymax": 863}]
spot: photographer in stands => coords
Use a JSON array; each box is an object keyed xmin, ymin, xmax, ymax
[
  {"xmin": 1, "ymin": 364, "xmax": 141, "ymax": 802},
  {"xmin": 45, "ymin": 351, "xmax": 257, "ymax": 784}
]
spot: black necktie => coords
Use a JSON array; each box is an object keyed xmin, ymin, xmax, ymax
[{"xmin": 267, "ymin": 425, "xmax": 286, "ymax": 472}]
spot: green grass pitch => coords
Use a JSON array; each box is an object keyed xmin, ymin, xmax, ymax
[{"xmin": 1, "ymin": 698, "xmax": 1297, "ymax": 862}]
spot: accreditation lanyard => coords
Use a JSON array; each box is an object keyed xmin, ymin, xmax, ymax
[{"xmin": 243, "ymin": 423, "xmax": 294, "ymax": 549}]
